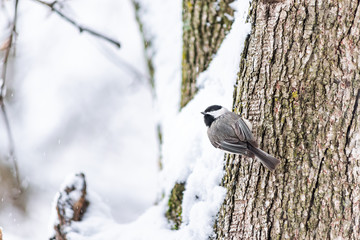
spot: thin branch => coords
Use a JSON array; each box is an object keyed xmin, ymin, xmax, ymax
[
  {"xmin": 0, "ymin": 103, "xmax": 20, "ymax": 189},
  {"xmin": 132, "ymin": 0, "xmax": 155, "ymax": 89},
  {"xmin": 93, "ymin": 41, "xmax": 151, "ymax": 84},
  {"xmin": 32, "ymin": 0, "xmax": 155, "ymax": 88},
  {"xmin": 0, "ymin": 0, "xmax": 21, "ymax": 191},
  {"xmin": 32, "ymin": 0, "xmax": 121, "ymax": 48}
]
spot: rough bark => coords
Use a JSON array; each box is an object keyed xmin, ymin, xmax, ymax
[
  {"xmin": 181, "ymin": 0, "xmax": 235, "ymax": 108},
  {"xmin": 215, "ymin": 0, "xmax": 360, "ymax": 239}
]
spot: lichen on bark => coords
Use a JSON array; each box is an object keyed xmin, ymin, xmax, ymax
[{"xmin": 165, "ymin": 182, "xmax": 185, "ymax": 230}]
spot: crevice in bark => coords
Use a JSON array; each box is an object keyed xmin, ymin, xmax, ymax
[
  {"xmin": 239, "ymin": 34, "xmax": 251, "ymax": 77},
  {"xmin": 344, "ymin": 1, "xmax": 359, "ymax": 40},
  {"xmin": 305, "ymin": 148, "xmax": 326, "ymax": 232},
  {"xmin": 266, "ymin": 188, "xmax": 277, "ymax": 240},
  {"xmin": 226, "ymin": 156, "xmax": 239, "ymax": 236},
  {"xmin": 345, "ymin": 89, "xmax": 360, "ymax": 149}
]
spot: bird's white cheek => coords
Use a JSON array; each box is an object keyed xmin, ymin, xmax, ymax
[{"xmin": 210, "ymin": 108, "xmax": 228, "ymax": 118}]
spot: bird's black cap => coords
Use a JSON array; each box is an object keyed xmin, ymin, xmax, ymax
[{"xmin": 203, "ymin": 105, "xmax": 222, "ymax": 113}]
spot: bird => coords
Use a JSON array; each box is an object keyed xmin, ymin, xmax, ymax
[{"xmin": 201, "ymin": 105, "xmax": 280, "ymax": 170}]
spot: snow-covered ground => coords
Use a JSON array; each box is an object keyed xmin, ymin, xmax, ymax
[{"xmin": 0, "ymin": 0, "xmax": 251, "ymax": 239}]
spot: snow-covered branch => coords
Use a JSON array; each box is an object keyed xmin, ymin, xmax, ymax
[{"xmin": 50, "ymin": 173, "xmax": 89, "ymax": 240}]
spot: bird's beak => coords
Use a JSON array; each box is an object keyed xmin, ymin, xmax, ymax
[{"xmin": 201, "ymin": 112, "xmax": 205, "ymax": 115}]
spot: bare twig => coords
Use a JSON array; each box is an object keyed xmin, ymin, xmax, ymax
[
  {"xmin": 0, "ymin": 0, "xmax": 21, "ymax": 191},
  {"xmin": 92, "ymin": 41, "xmax": 151, "ymax": 84},
  {"xmin": 32, "ymin": 0, "xmax": 121, "ymax": 48},
  {"xmin": 0, "ymin": 104, "xmax": 20, "ymax": 188},
  {"xmin": 132, "ymin": 0, "xmax": 155, "ymax": 89},
  {"xmin": 32, "ymin": 0, "xmax": 155, "ymax": 88},
  {"xmin": 1, "ymin": 0, "xmax": 18, "ymax": 91}
]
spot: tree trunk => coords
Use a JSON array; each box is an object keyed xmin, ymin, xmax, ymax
[
  {"xmin": 165, "ymin": 0, "xmax": 236, "ymax": 229},
  {"xmin": 215, "ymin": 0, "xmax": 360, "ymax": 239},
  {"xmin": 181, "ymin": 0, "xmax": 235, "ymax": 108}
]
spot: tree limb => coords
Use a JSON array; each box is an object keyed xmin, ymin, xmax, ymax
[
  {"xmin": 31, "ymin": 0, "xmax": 121, "ymax": 48},
  {"xmin": 51, "ymin": 173, "xmax": 89, "ymax": 240},
  {"xmin": 0, "ymin": 0, "xmax": 21, "ymax": 193}
]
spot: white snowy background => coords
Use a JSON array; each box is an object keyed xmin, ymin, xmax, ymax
[{"xmin": 0, "ymin": 0, "xmax": 251, "ymax": 239}]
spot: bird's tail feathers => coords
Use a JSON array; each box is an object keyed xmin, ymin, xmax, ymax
[{"xmin": 248, "ymin": 144, "xmax": 280, "ymax": 171}]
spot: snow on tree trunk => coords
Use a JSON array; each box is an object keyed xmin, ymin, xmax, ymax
[
  {"xmin": 214, "ymin": 0, "xmax": 360, "ymax": 239},
  {"xmin": 165, "ymin": 0, "xmax": 235, "ymax": 229}
]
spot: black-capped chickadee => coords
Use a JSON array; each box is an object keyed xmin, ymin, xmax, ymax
[{"xmin": 201, "ymin": 105, "xmax": 280, "ymax": 170}]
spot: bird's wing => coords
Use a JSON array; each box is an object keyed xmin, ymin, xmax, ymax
[
  {"xmin": 236, "ymin": 118, "xmax": 258, "ymax": 148},
  {"xmin": 219, "ymin": 141, "xmax": 248, "ymax": 155}
]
